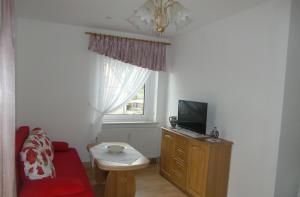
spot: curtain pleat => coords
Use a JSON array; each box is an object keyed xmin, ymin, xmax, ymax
[{"xmin": 88, "ymin": 34, "xmax": 167, "ymax": 72}]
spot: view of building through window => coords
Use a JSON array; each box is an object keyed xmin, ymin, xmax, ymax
[{"xmin": 109, "ymin": 85, "xmax": 145, "ymax": 115}]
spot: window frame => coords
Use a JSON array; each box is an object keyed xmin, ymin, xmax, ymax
[{"xmin": 103, "ymin": 72, "xmax": 157, "ymax": 123}]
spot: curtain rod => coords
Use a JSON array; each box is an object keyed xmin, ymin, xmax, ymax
[{"xmin": 85, "ymin": 32, "xmax": 171, "ymax": 46}]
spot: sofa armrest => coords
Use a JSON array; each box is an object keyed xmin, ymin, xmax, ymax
[
  {"xmin": 52, "ymin": 141, "xmax": 69, "ymax": 152},
  {"xmin": 20, "ymin": 177, "xmax": 85, "ymax": 197}
]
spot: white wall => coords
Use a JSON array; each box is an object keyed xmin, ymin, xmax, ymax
[
  {"xmin": 275, "ymin": 0, "xmax": 300, "ymax": 196},
  {"xmin": 168, "ymin": 0, "xmax": 291, "ymax": 197},
  {"xmin": 16, "ymin": 18, "xmax": 169, "ymax": 161},
  {"xmin": 100, "ymin": 123, "xmax": 161, "ymax": 158}
]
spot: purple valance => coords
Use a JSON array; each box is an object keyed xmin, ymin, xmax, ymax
[{"xmin": 88, "ymin": 34, "xmax": 167, "ymax": 72}]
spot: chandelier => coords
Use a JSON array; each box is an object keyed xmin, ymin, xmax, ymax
[{"xmin": 128, "ymin": 0, "xmax": 192, "ymax": 35}]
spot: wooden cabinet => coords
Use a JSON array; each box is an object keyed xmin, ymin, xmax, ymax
[{"xmin": 160, "ymin": 128, "xmax": 233, "ymax": 197}]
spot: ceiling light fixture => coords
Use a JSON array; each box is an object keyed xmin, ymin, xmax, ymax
[{"xmin": 127, "ymin": 0, "xmax": 192, "ymax": 35}]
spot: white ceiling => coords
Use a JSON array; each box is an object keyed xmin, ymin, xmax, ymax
[{"xmin": 16, "ymin": 0, "xmax": 269, "ymax": 37}]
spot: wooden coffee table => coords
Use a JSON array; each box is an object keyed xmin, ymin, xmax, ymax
[{"xmin": 87, "ymin": 142, "xmax": 149, "ymax": 197}]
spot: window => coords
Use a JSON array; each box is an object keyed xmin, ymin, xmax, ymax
[
  {"xmin": 109, "ymin": 85, "xmax": 145, "ymax": 115},
  {"xmin": 103, "ymin": 72, "xmax": 157, "ymax": 122}
]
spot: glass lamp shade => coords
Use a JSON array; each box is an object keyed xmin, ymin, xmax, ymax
[
  {"xmin": 127, "ymin": 0, "xmax": 155, "ymax": 31},
  {"xmin": 168, "ymin": 2, "xmax": 192, "ymax": 31},
  {"xmin": 128, "ymin": 0, "xmax": 192, "ymax": 34}
]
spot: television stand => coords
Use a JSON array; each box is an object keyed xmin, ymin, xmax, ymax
[
  {"xmin": 160, "ymin": 127, "xmax": 233, "ymax": 197},
  {"xmin": 172, "ymin": 127, "xmax": 206, "ymax": 138}
]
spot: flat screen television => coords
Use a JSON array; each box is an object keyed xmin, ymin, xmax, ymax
[{"xmin": 177, "ymin": 100, "xmax": 207, "ymax": 134}]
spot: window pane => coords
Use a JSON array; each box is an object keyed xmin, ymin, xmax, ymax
[{"xmin": 109, "ymin": 85, "xmax": 145, "ymax": 115}]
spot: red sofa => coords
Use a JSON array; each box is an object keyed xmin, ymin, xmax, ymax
[{"xmin": 16, "ymin": 126, "xmax": 94, "ymax": 197}]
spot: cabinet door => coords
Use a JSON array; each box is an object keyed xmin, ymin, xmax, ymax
[
  {"xmin": 160, "ymin": 131, "xmax": 175, "ymax": 178},
  {"xmin": 187, "ymin": 141, "xmax": 209, "ymax": 197}
]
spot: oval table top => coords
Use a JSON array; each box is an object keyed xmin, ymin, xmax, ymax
[{"xmin": 87, "ymin": 142, "xmax": 150, "ymax": 171}]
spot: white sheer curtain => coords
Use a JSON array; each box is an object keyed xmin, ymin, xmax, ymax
[
  {"xmin": 0, "ymin": 0, "xmax": 16, "ymax": 196},
  {"xmin": 90, "ymin": 55, "xmax": 152, "ymax": 141}
]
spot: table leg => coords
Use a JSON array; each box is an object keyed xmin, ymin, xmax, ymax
[
  {"xmin": 104, "ymin": 171, "xmax": 135, "ymax": 197},
  {"xmin": 94, "ymin": 167, "xmax": 108, "ymax": 184}
]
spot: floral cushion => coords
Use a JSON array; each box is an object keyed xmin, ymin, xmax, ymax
[
  {"xmin": 31, "ymin": 128, "xmax": 54, "ymax": 161},
  {"xmin": 20, "ymin": 128, "xmax": 56, "ymax": 180},
  {"xmin": 21, "ymin": 140, "xmax": 56, "ymax": 180}
]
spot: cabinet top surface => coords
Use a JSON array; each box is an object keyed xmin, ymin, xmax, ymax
[{"xmin": 162, "ymin": 127, "xmax": 233, "ymax": 146}]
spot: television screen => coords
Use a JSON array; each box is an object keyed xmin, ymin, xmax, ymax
[{"xmin": 178, "ymin": 100, "xmax": 207, "ymax": 134}]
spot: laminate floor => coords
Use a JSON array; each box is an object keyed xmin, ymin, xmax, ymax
[{"xmin": 84, "ymin": 163, "xmax": 187, "ymax": 197}]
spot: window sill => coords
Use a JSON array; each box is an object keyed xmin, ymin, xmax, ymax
[{"xmin": 102, "ymin": 121, "xmax": 160, "ymax": 128}]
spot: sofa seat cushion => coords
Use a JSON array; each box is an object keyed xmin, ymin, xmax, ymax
[
  {"xmin": 53, "ymin": 148, "xmax": 93, "ymax": 191},
  {"xmin": 20, "ymin": 177, "xmax": 85, "ymax": 197},
  {"xmin": 20, "ymin": 148, "xmax": 94, "ymax": 197}
]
